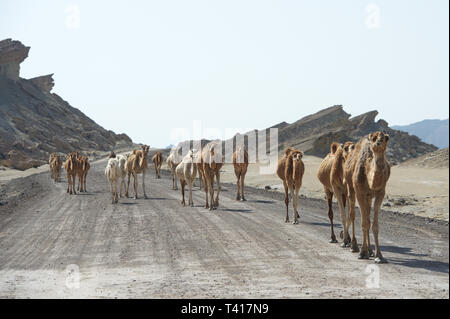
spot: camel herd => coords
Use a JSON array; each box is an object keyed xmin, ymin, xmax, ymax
[
  {"xmin": 49, "ymin": 152, "xmax": 90, "ymax": 194},
  {"xmin": 48, "ymin": 131, "xmax": 391, "ymax": 263}
]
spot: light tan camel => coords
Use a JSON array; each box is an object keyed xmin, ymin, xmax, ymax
[
  {"xmin": 232, "ymin": 145, "xmax": 249, "ymax": 201},
  {"xmin": 125, "ymin": 145, "xmax": 150, "ymax": 199},
  {"xmin": 64, "ymin": 152, "xmax": 80, "ymax": 195},
  {"xmin": 276, "ymin": 147, "xmax": 305, "ymax": 224},
  {"xmin": 167, "ymin": 149, "xmax": 182, "ymax": 190},
  {"xmin": 176, "ymin": 149, "xmax": 197, "ymax": 206},
  {"xmin": 317, "ymin": 141, "xmax": 355, "ymax": 244},
  {"xmin": 152, "ymin": 152, "xmax": 163, "ymax": 179},
  {"xmin": 344, "ymin": 132, "xmax": 391, "ymax": 263},
  {"xmin": 201, "ymin": 141, "xmax": 223, "ymax": 210}
]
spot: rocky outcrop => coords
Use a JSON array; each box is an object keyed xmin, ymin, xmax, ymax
[
  {"xmin": 225, "ymin": 105, "xmax": 438, "ymax": 165},
  {"xmin": 29, "ymin": 74, "xmax": 54, "ymax": 93},
  {"xmin": 0, "ymin": 39, "xmax": 133, "ymax": 170},
  {"xmin": 0, "ymin": 39, "xmax": 30, "ymax": 81},
  {"xmin": 398, "ymin": 148, "xmax": 449, "ymax": 168}
]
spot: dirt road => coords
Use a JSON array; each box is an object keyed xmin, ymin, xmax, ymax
[{"xmin": 0, "ymin": 158, "xmax": 448, "ymax": 298}]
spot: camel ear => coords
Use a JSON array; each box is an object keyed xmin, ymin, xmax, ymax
[{"xmin": 384, "ymin": 134, "xmax": 390, "ymax": 142}]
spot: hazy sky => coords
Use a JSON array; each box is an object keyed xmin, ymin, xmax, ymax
[{"xmin": 1, "ymin": 0, "xmax": 448, "ymax": 147}]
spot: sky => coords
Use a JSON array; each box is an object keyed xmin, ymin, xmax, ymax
[{"xmin": 1, "ymin": 0, "xmax": 448, "ymax": 147}]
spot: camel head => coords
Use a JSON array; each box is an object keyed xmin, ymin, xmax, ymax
[
  {"xmin": 189, "ymin": 149, "xmax": 197, "ymax": 159},
  {"xmin": 368, "ymin": 131, "xmax": 389, "ymax": 153},
  {"xmin": 109, "ymin": 151, "xmax": 116, "ymax": 158},
  {"xmin": 141, "ymin": 145, "xmax": 150, "ymax": 156},
  {"xmin": 291, "ymin": 150, "xmax": 303, "ymax": 163},
  {"xmin": 342, "ymin": 141, "xmax": 355, "ymax": 159},
  {"xmin": 330, "ymin": 142, "xmax": 340, "ymax": 155}
]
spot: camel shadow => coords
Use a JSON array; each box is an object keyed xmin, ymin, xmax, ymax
[
  {"xmin": 387, "ymin": 257, "xmax": 449, "ymax": 274},
  {"xmin": 222, "ymin": 208, "xmax": 253, "ymax": 213},
  {"xmin": 380, "ymin": 245, "xmax": 428, "ymax": 258},
  {"xmin": 147, "ymin": 197, "xmax": 171, "ymax": 200},
  {"xmin": 119, "ymin": 202, "xmax": 138, "ymax": 206},
  {"xmin": 250, "ymin": 200, "xmax": 276, "ymax": 204}
]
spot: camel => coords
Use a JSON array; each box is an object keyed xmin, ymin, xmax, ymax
[
  {"xmin": 317, "ymin": 141, "xmax": 355, "ymax": 244},
  {"xmin": 344, "ymin": 131, "xmax": 391, "ymax": 263},
  {"xmin": 64, "ymin": 152, "xmax": 80, "ymax": 195},
  {"xmin": 152, "ymin": 152, "xmax": 163, "ymax": 179},
  {"xmin": 105, "ymin": 157, "xmax": 120, "ymax": 204},
  {"xmin": 276, "ymin": 147, "xmax": 305, "ymax": 224},
  {"xmin": 232, "ymin": 145, "xmax": 249, "ymax": 201},
  {"xmin": 167, "ymin": 149, "xmax": 182, "ymax": 190},
  {"xmin": 200, "ymin": 141, "xmax": 223, "ymax": 210},
  {"xmin": 176, "ymin": 149, "xmax": 198, "ymax": 206},
  {"xmin": 115, "ymin": 152, "xmax": 131, "ymax": 198},
  {"xmin": 77, "ymin": 155, "xmax": 90, "ymax": 192},
  {"xmin": 125, "ymin": 145, "xmax": 150, "ymax": 199},
  {"xmin": 49, "ymin": 153, "xmax": 62, "ymax": 182}
]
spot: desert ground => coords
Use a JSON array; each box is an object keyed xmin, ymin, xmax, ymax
[
  {"xmin": 220, "ymin": 155, "xmax": 449, "ymax": 222},
  {"xmin": 0, "ymin": 153, "xmax": 448, "ymax": 298}
]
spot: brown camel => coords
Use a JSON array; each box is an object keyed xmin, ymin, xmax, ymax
[
  {"xmin": 77, "ymin": 155, "xmax": 90, "ymax": 192},
  {"xmin": 125, "ymin": 145, "xmax": 150, "ymax": 199},
  {"xmin": 317, "ymin": 141, "xmax": 355, "ymax": 244},
  {"xmin": 200, "ymin": 141, "xmax": 223, "ymax": 210},
  {"xmin": 276, "ymin": 147, "xmax": 305, "ymax": 224},
  {"xmin": 49, "ymin": 153, "xmax": 62, "ymax": 182},
  {"xmin": 64, "ymin": 152, "xmax": 80, "ymax": 195},
  {"xmin": 152, "ymin": 152, "xmax": 163, "ymax": 179},
  {"xmin": 232, "ymin": 145, "xmax": 249, "ymax": 201},
  {"xmin": 344, "ymin": 131, "xmax": 391, "ymax": 263}
]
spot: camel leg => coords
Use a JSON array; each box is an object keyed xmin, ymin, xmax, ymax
[
  {"xmin": 189, "ymin": 180, "xmax": 194, "ymax": 207},
  {"xmin": 67, "ymin": 174, "xmax": 70, "ymax": 193},
  {"xmin": 214, "ymin": 171, "xmax": 221, "ymax": 207},
  {"xmin": 287, "ymin": 182, "xmax": 297, "ymax": 224},
  {"xmin": 292, "ymin": 185, "xmax": 301, "ymax": 224},
  {"xmin": 109, "ymin": 178, "xmax": 114, "ymax": 204},
  {"xmin": 325, "ymin": 189, "xmax": 337, "ymax": 243},
  {"xmin": 84, "ymin": 173, "xmax": 87, "ymax": 192},
  {"xmin": 235, "ymin": 170, "xmax": 241, "ymax": 201},
  {"xmin": 283, "ymin": 180, "xmax": 289, "ymax": 223},
  {"xmin": 210, "ymin": 173, "xmax": 216, "ymax": 210},
  {"xmin": 142, "ymin": 171, "xmax": 148, "ymax": 199},
  {"xmin": 347, "ymin": 187, "xmax": 359, "ymax": 253},
  {"xmin": 133, "ymin": 172, "xmax": 138, "ymax": 199},
  {"xmin": 335, "ymin": 190, "xmax": 350, "ymax": 248},
  {"xmin": 181, "ymin": 180, "xmax": 186, "ymax": 206},
  {"xmin": 204, "ymin": 175, "xmax": 209, "ymax": 209},
  {"xmin": 357, "ymin": 192, "xmax": 371, "ymax": 259},
  {"xmin": 126, "ymin": 172, "xmax": 131, "ymax": 198},
  {"xmin": 241, "ymin": 172, "xmax": 246, "ymax": 201},
  {"xmin": 72, "ymin": 173, "xmax": 77, "ymax": 195},
  {"xmin": 373, "ymin": 191, "xmax": 387, "ymax": 263}
]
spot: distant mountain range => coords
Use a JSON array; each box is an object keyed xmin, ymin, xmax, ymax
[{"xmin": 392, "ymin": 119, "xmax": 449, "ymax": 149}]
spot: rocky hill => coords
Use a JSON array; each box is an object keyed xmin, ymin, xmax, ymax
[
  {"xmin": 392, "ymin": 119, "xmax": 449, "ymax": 149},
  {"xmin": 398, "ymin": 148, "xmax": 449, "ymax": 168},
  {"xmin": 223, "ymin": 105, "xmax": 438, "ymax": 165},
  {"xmin": 0, "ymin": 39, "xmax": 133, "ymax": 170}
]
